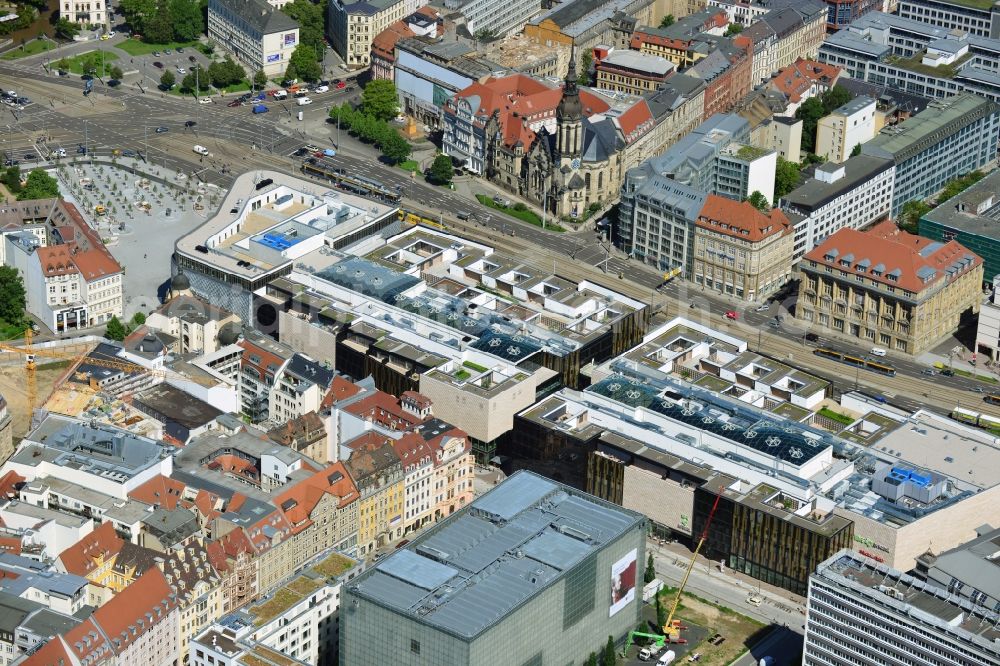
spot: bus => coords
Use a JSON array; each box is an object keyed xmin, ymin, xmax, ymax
[{"xmin": 813, "ymin": 348, "xmax": 897, "ymax": 377}]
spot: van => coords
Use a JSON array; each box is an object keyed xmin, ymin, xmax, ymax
[
  {"xmin": 658, "ymin": 649, "xmax": 676, "ymax": 665},
  {"xmin": 296, "ymin": 97, "xmax": 312, "ymax": 106},
  {"xmin": 638, "ymin": 647, "xmax": 654, "ymax": 661},
  {"xmin": 273, "ymin": 89, "xmax": 287, "ymax": 100},
  {"xmin": 193, "ymin": 145, "xmax": 209, "ymax": 156},
  {"xmin": 870, "ymin": 347, "xmax": 887, "ymax": 357}
]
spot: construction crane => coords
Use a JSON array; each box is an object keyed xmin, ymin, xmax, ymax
[
  {"xmin": 622, "ymin": 631, "xmax": 666, "ymax": 657},
  {"xmin": 0, "ymin": 328, "xmax": 220, "ymax": 411},
  {"xmin": 662, "ymin": 493, "xmax": 722, "ymax": 640}
]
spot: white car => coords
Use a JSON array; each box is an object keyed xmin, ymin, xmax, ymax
[
  {"xmin": 296, "ymin": 96, "xmax": 312, "ymax": 106},
  {"xmin": 53, "ymin": 148, "xmax": 67, "ymax": 157},
  {"xmin": 313, "ymin": 85, "xmax": 329, "ymax": 93},
  {"xmin": 193, "ymin": 145, "xmax": 209, "ymax": 155},
  {"xmin": 177, "ymin": 67, "xmax": 186, "ymax": 74},
  {"xmin": 755, "ymin": 303, "xmax": 770, "ymax": 312},
  {"xmin": 108, "ymin": 30, "xmax": 116, "ymax": 37},
  {"xmin": 199, "ymin": 97, "xmax": 212, "ymax": 104}
]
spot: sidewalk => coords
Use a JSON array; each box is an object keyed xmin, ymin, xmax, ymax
[{"xmin": 450, "ymin": 175, "xmax": 601, "ymax": 236}]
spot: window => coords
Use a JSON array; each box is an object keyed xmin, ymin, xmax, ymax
[{"xmin": 410, "ymin": 639, "xmax": 420, "ymax": 655}]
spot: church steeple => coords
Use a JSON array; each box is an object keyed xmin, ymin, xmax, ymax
[
  {"xmin": 557, "ymin": 48, "xmax": 583, "ymax": 122},
  {"xmin": 556, "ymin": 49, "xmax": 584, "ymax": 159}
]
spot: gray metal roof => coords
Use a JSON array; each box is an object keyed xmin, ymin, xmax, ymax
[
  {"xmin": 0, "ymin": 554, "xmax": 89, "ymax": 598},
  {"xmin": 208, "ymin": 0, "xmax": 298, "ymax": 34},
  {"xmin": 346, "ymin": 471, "xmax": 644, "ymax": 639}
]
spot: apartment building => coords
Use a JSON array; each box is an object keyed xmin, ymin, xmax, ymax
[
  {"xmin": 816, "ymin": 95, "xmax": 876, "ymax": 163},
  {"xmin": 692, "ymin": 195, "xmax": 794, "ymax": 302},
  {"xmin": 391, "ymin": 430, "xmax": 435, "ymax": 535},
  {"xmin": 272, "ymin": 462, "xmax": 360, "ymax": 561},
  {"xmin": 329, "ymin": 0, "xmax": 423, "ymax": 69},
  {"xmin": 862, "ymin": 93, "xmax": 1000, "ymax": 216},
  {"xmin": 630, "ymin": 10, "xmax": 729, "ymax": 69},
  {"xmin": 145, "ymin": 295, "xmax": 240, "ymax": 355},
  {"xmin": 268, "ymin": 354, "xmax": 336, "ymax": 424},
  {"xmin": 795, "ymin": 221, "xmax": 984, "ymax": 355},
  {"xmin": 239, "ymin": 330, "xmax": 294, "ymax": 424},
  {"xmin": 0, "ymin": 554, "xmax": 90, "ymax": 615},
  {"xmin": 207, "ymin": 0, "xmax": 300, "ymax": 77},
  {"xmin": 780, "ymin": 155, "xmax": 895, "ymax": 259},
  {"xmin": 742, "ymin": 1, "xmax": 826, "ymax": 86},
  {"xmin": 805, "ymin": 551, "xmax": 1000, "ymax": 666},
  {"xmin": 0, "ymin": 594, "xmax": 80, "ymax": 666},
  {"xmin": 411, "ymin": 418, "xmax": 473, "ymax": 522},
  {"xmin": 897, "ymin": 0, "xmax": 1000, "ymax": 38},
  {"xmin": 441, "ymin": 0, "xmax": 539, "ymax": 37},
  {"xmin": 593, "ymin": 48, "xmax": 675, "ymax": 95},
  {"xmin": 342, "ymin": 433, "xmax": 404, "ymax": 555},
  {"xmin": 61, "ymin": 0, "xmax": 106, "ymax": 27},
  {"xmin": 768, "ymin": 58, "xmax": 841, "ymax": 115}
]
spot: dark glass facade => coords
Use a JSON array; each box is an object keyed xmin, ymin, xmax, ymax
[
  {"xmin": 919, "ymin": 218, "xmax": 1000, "ymax": 285},
  {"xmin": 694, "ymin": 488, "xmax": 854, "ymax": 596}
]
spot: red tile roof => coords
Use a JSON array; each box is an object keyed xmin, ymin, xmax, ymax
[
  {"xmin": 273, "ymin": 461, "xmax": 359, "ymax": 528},
  {"xmin": 392, "ymin": 432, "xmax": 434, "ymax": 470},
  {"xmin": 0, "ymin": 470, "xmax": 24, "ymax": 500},
  {"xmin": 614, "ymin": 99, "xmax": 654, "ymax": 144},
  {"xmin": 62, "ymin": 619, "xmax": 111, "ymax": 664},
  {"xmin": 697, "ymin": 195, "xmax": 791, "ymax": 243},
  {"xmin": 19, "ymin": 635, "xmax": 75, "ymax": 666},
  {"xmin": 0, "ymin": 536, "xmax": 21, "ymax": 555},
  {"xmin": 129, "ymin": 474, "xmax": 187, "ymax": 510},
  {"xmin": 322, "ymin": 375, "xmax": 364, "ymax": 409},
  {"xmin": 90, "ymin": 567, "xmax": 177, "ymax": 655},
  {"xmin": 343, "ymin": 391, "xmax": 423, "ymax": 430},
  {"xmin": 371, "ymin": 20, "xmax": 414, "ymax": 63},
  {"xmin": 804, "ymin": 221, "xmax": 983, "ymax": 293},
  {"xmin": 57, "ymin": 522, "xmax": 124, "ymax": 577},
  {"xmin": 36, "ymin": 245, "xmax": 78, "ymax": 278},
  {"xmin": 769, "ymin": 58, "xmax": 841, "ymax": 103}
]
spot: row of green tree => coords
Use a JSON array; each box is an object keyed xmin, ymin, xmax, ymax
[
  {"xmin": 158, "ymin": 55, "xmax": 247, "ymax": 91},
  {"xmin": 2, "ymin": 167, "xmax": 60, "ymax": 200},
  {"xmin": 105, "ymin": 312, "xmax": 146, "ymax": 341},
  {"xmin": 899, "ymin": 170, "xmax": 985, "ymax": 232},
  {"xmin": 0, "ymin": 266, "xmax": 27, "ymax": 333},
  {"xmin": 795, "ymin": 85, "xmax": 853, "ymax": 154},
  {"xmin": 327, "ymin": 80, "xmax": 411, "ymax": 162}
]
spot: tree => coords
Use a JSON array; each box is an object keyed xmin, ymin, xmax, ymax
[
  {"xmin": 429, "ymin": 154, "xmax": 453, "ymax": 185},
  {"xmin": 821, "ymin": 85, "xmax": 852, "ymax": 113},
  {"xmin": 2, "ymin": 165, "xmax": 21, "ymax": 193},
  {"xmin": 131, "ymin": 312, "xmax": 146, "ymax": 326},
  {"xmin": 644, "ymin": 552, "xmax": 656, "ymax": 584},
  {"xmin": 602, "ymin": 636, "xmax": 616, "ymax": 666},
  {"xmin": 474, "ymin": 28, "xmax": 497, "ymax": 42},
  {"xmin": 181, "ymin": 71, "xmax": 209, "ymax": 92},
  {"xmin": 105, "ymin": 315, "xmax": 127, "ymax": 341},
  {"xmin": 851, "ymin": 143, "xmax": 862, "ymax": 157},
  {"xmin": 170, "ymin": 0, "xmax": 203, "ymax": 41},
  {"xmin": 774, "ymin": 157, "xmax": 800, "ymax": 202},
  {"xmin": 794, "ymin": 96, "xmax": 825, "ymax": 153},
  {"xmin": 747, "ymin": 190, "xmax": 769, "ymax": 212},
  {"xmin": 362, "ymin": 79, "xmax": 399, "ymax": 121},
  {"xmin": 655, "ymin": 594, "xmax": 667, "ymax": 628},
  {"xmin": 144, "ymin": 1, "xmax": 174, "ymax": 44},
  {"xmin": 288, "ymin": 44, "xmax": 322, "ymax": 82},
  {"xmin": 208, "ymin": 57, "xmax": 245, "ymax": 89},
  {"xmin": 18, "ymin": 169, "xmax": 59, "ymax": 200},
  {"xmin": 899, "ymin": 200, "xmax": 931, "ymax": 232},
  {"xmin": 0, "ymin": 266, "xmax": 26, "ymax": 327},
  {"xmin": 54, "ymin": 18, "xmax": 80, "ymax": 40},
  {"xmin": 109, "ymin": 65, "xmax": 123, "ymax": 80},
  {"xmin": 380, "ymin": 132, "xmax": 411, "ymax": 164},
  {"xmin": 585, "ymin": 653, "xmax": 598, "ymax": 666},
  {"xmin": 725, "ymin": 23, "xmax": 743, "ymax": 36},
  {"xmin": 578, "ymin": 50, "xmax": 593, "ymax": 86},
  {"xmin": 160, "ymin": 69, "xmax": 175, "ymax": 89},
  {"xmin": 119, "ymin": 0, "xmax": 155, "ymax": 35},
  {"xmin": 281, "ymin": 0, "xmax": 324, "ymax": 55},
  {"xmin": 659, "ymin": 14, "xmax": 674, "ymax": 28},
  {"xmin": 253, "ymin": 69, "xmax": 268, "ymax": 90}
]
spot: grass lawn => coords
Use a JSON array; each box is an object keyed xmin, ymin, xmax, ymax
[
  {"xmin": 0, "ymin": 318, "xmax": 26, "ymax": 340},
  {"xmin": 116, "ymin": 38, "xmax": 200, "ymax": 56},
  {"xmin": 818, "ymin": 407, "xmax": 854, "ymax": 425},
  {"xmin": 220, "ymin": 81, "xmax": 250, "ymax": 93},
  {"xmin": 933, "ymin": 362, "xmax": 998, "ymax": 383},
  {"xmin": 475, "ymin": 194, "xmax": 565, "ymax": 232},
  {"xmin": 656, "ymin": 587, "xmax": 766, "ymax": 666},
  {"xmin": 398, "ymin": 160, "xmax": 420, "ymax": 173},
  {"xmin": 3, "ymin": 39, "xmax": 55, "ymax": 60},
  {"xmin": 53, "ymin": 50, "xmax": 118, "ymax": 76}
]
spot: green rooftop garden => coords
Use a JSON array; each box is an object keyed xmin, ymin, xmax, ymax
[
  {"xmin": 313, "ymin": 553, "xmax": 355, "ymax": 579},
  {"xmin": 463, "ymin": 360, "xmax": 489, "ymax": 373},
  {"xmin": 885, "ymin": 50, "xmax": 973, "ymax": 79},
  {"xmin": 736, "ymin": 145, "xmax": 769, "ymax": 161},
  {"xmin": 818, "ymin": 407, "xmax": 854, "ymax": 426}
]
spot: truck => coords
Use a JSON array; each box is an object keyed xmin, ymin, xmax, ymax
[
  {"xmin": 193, "ymin": 145, "xmax": 209, "ymax": 156},
  {"xmin": 658, "ymin": 649, "xmax": 676, "ymax": 665}
]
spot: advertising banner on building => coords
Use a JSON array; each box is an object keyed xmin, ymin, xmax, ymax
[
  {"xmin": 284, "ymin": 32, "xmax": 296, "ymax": 47},
  {"xmin": 609, "ymin": 548, "xmax": 637, "ymax": 617},
  {"xmin": 267, "ymin": 54, "xmax": 280, "ymax": 63}
]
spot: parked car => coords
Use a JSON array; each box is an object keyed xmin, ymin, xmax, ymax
[
  {"xmin": 176, "ymin": 67, "xmax": 186, "ymax": 74},
  {"xmin": 188, "ymin": 55, "xmax": 197, "ymax": 62},
  {"xmin": 313, "ymin": 84, "xmax": 329, "ymax": 93},
  {"xmin": 152, "ymin": 50, "xmax": 160, "ymax": 56},
  {"xmin": 176, "ymin": 46, "xmax": 183, "ymax": 52},
  {"xmin": 3, "ymin": 158, "xmax": 18, "ymax": 167},
  {"xmin": 153, "ymin": 61, "xmax": 164, "ymax": 68},
  {"xmin": 296, "ymin": 96, "xmax": 312, "ymax": 106},
  {"xmin": 252, "ymin": 104, "xmax": 269, "ymax": 114},
  {"xmin": 199, "ymin": 97, "xmax": 211, "ymax": 104},
  {"xmin": 755, "ymin": 303, "xmax": 770, "ymax": 312},
  {"xmin": 163, "ymin": 48, "xmax": 171, "ymax": 55},
  {"xmin": 155, "ymin": 126, "xmax": 169, "ymax": 133},
  {"xmin": 227, "ymin": 99, "xmax": 242, "ymax": 107}
]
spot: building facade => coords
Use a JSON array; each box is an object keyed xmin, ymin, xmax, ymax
[
  {"xmin": 897, "ymin": 0, "xmax": 1000, "ymax": 38},
  {"xmin": 61, "ymin": 0, "xmax": 106, "ymax": 27},
  {"xmin": 329, "ymin": 0, "xmax": 421, "ymax": 69},
  {"xmin": 692, "ymin": 195, "xmax": 794, "ymax": 302},
  {"xmin": 441, "ymin": 0, "xmax": 539, "ymax": 37},
  {"xmin": 207, "ymin": 0, "xmax": 300, "ymax": 77},
  {"xmin": 861, "ymin": 93, "xmax": 1000, "ymax": 216},
  {"xmin": 815, "ymin": 95, "xmax": 876, "ymax": 164},
  {"xmin": 976, "ymin": 274, "xmax": 1000, "ymax": 362},
  {"xmin": 343, "ymin": 433, "xmax": 404, "ymax": 555},
  {"xmin": 805, "ymin": 551, "xmax": 1000, "ymax": 666},
  {"xmin": 593, "ymin": 48, "xmax": 675, "ymax": 96},
  {"xmin": 794, "ymin": 222, "xmax": 984, "ymax": 355}
]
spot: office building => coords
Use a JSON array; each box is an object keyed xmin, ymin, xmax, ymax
[
  {"xmin": 824, "ymin": 0, "xmax": 880, "ymax": 30},
  {"xmin": 795, "ymin": 221, "xmax": 984, "ymax": 355},
  {"xmin": 340, "ymin": 471, "xmax": 647, "ymax": 666},
  {"xmin": 207, "ymin": 0, "xmax": 300, "ymax": 77},
  {"xmin": 862, "ymin": 93, "xmax": 1000, "ymax": 216},
  {"xmin": 976, "ymin": 274, "xmax": 1000, "ymax": 362},
  {"xmin": 915, "ymin": 523, "xmax": 1000, "ymax": 611},
  {"xmin": 897, "ymin": 0, "xmax": 1000, "ymax": 38},
  {"xmin": 692, "ymin": 195, "xmax": 794, "ymax": 302},
  {"xmin": 779, "ymin": 155, "xmax": 895, "ymax": 258},
  {"xmin": 329, "ymin": 0, "xmax": 425, "ymax": 69},
  {"xmin": 60, "ymin": 0, "xmax": 106, "ymax": 27},
  {"xmin": 619, "ymin": 114, "xmax": 777, "ymax": 271},
  {"xmin": 593, "ymin": 48, "xmax": 675, "ymax": 96},
  {"xmin": 815, "ymin": 95, "xmax": 876, "ymax": 163},
  {"xmin": 805, "ymin": 550, "xmax": 1000, "ymax": 666},
  {"xmin": 919, "ymin": 168, "xmax": 1000, "ymax": 287}
]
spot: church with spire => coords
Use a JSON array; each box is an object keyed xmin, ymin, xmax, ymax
[{"xmin": 451, "ymin": 50, "xmax": 657, "ymax": 220}]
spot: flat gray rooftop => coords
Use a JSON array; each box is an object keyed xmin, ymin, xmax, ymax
[{"xmin": 347, "ymin": 471, "xmax": 644, "ymax": 638}]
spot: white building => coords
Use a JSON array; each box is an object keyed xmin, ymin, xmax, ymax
[
  {"xmin": 145, "ymin": 295, "xmax": 241, "ymax": 355},
  {"xmin": 268, "ymin": 353, "xmax": 336, "ymax": 425},
  {"xmin": 780, "ymin": 154, "xmax": 895, "ymax": 259},
  {"xmin": 815, "ymin": 95, "xmax": 876, "ymax": 164},
  {"xmin": 976, "ymin": 274, "xmax": 1000, "ymax": 363},
  {"xmin": 329, "ymin": 0, "xmax": 425, "ymax": 70},
  {"xmin": 805, "ymin": 550, "xmax": 1000, "ymax": 666},
  {"xmin": 60, "ymin": 0, "xmax": 107, "ymax": 27},
  {"xmin": 0, "ymin": 502, "xmax": 94, "ymax": 561},
  {"xmin": 0, "ymin": 554, "xmax": 90, "ymax": 617},
  {"xmin": 207, "ymin": 0, "xmax": 300, "ymax": 77},
  {"xmin": 442, "ymin": 0, "xmax": 541, "ymax": 37}
]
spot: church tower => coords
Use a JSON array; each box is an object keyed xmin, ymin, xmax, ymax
[{"xmin": 556, "ymin": 51, "xmax": 583, "ymax": 161}]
